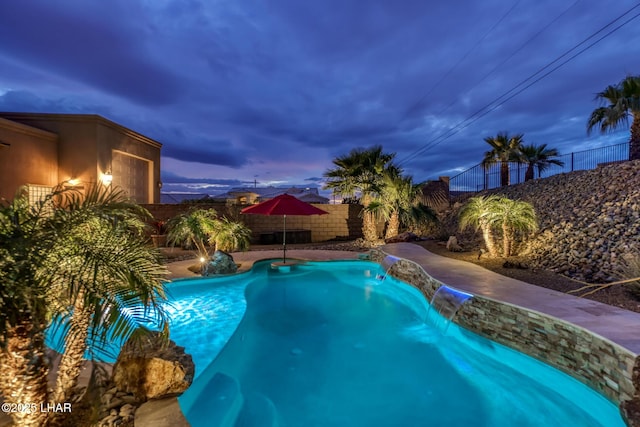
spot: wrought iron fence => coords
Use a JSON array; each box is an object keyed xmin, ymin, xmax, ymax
[{"xmin": 450, "ymin": 142, "xmax": 630, "ymax": 193}]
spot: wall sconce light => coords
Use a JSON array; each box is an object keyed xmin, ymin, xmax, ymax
[
  {"xmin": 101, "ymin": 171, "xmax": 113, "ymax": 185},
  {"xmin": 67, "ymin": 178, "xmax": 80, "ymax": 186}
]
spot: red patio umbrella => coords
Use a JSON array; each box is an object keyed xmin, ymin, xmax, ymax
[{"xmin": 241, "ymin": 194, "xmax": 328, "ymax": 263}]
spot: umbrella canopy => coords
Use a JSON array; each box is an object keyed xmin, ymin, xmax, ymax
[{"xmin": 241, "ymin": 194, "xmax": 328, "ymax": 262}]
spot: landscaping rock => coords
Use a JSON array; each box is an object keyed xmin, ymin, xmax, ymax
[
  {"xmin": 112, "ymin": 332, "xmax": 195, "ymax": 401},
  {"xmin": 203, "ymin": 250, "xmax": 238, "ymax": 275},
  {"xmin": 445, "ymin": 235, "xmax": 463, "ymax": 252},
  {"xmin": 441, "ymin": 159, "xmax": 640, "ymax": 283}
]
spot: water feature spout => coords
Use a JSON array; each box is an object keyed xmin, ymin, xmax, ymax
[
  {"xmin": 426, "ymin": 285, "xmax": 473, "ymax": 335},
  {"xmin": 377, "ymin": 255, "xmax": 401, "ymax": 281}
]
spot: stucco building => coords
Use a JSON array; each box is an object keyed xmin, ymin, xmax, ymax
[{"xmin": 0, "ymin": 113, "xmax": 162, "ymax": 203}]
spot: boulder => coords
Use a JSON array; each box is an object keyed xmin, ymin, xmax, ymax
[
  {"xmin": 203, "ymin": 250, "xmax": 238, "ymax": 275},
  {"xmin": 446, "ymin": 236, "xmax": 462, "ymax": 252},
  {"xmin": 112, "ymin": 332, "xmax": 195, "ymax": 401}
]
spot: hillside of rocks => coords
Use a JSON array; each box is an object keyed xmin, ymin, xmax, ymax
[{"xmin": 443, "ymin": 160, "xmax": 640, "ymax": 282}]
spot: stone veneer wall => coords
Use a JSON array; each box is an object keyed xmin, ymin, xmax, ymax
[{"xmin": 370, "ymin": 248, "xmax": 639, "ymax": 424}]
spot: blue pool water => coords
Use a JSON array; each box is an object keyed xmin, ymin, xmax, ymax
[
  {"xmin": 173, "ymin": 260, "xmax": 625, "ymax": 427},
  {"xmin": 45, "ymin": 259, "xmax": 626, "ymax": 426}
]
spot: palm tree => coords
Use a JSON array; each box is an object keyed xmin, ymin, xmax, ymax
[
  {"xmin": 493, "ymin": 197, "xmax": 538, "ymax": 257},
  {"xmin": 209, "ymin": 217, "xmax": 252, "ymax": 252},
  {"xmin": 166, "ymin": 209, "xmax": 220, "ymax": 258},
  {"xmin": 0, "ymin": 191, "xmax": 54, "ymax": 427},
  {"xmin": 44, "ymin": 186, "xmax": 169, "ymax": 410},
  {"xmin": 518, "ymin": 143, "xmax": 565, "ymax": 181},
  {"xmin": 587, "ymin": 75, "xmax": 640, "ymax": 160},
  {"xmin": 324, "ymin": 146, "xmax": 399, "ymax": 242},
  {"xmin": 458, "ymin": 195, "xmax": 538, "ymax": 257},
  {"xmin": 481, "ymin": 132, "xmax": 524, "ymax": 187},
  {"xmin": 0, "ymin": 184, "xmax": 169, "ymax": 427},
  {"xmin": 368, "ymin": 171, "xmax": 437, "ymax": 239},
  {"xmin": 458, "ymin": 195, "xmax": 502, "ymax": 257}
]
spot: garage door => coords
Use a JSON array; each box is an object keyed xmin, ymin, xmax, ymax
[{"xmin": 112, "ymin": 151, "xmax": 149, "ymax": 203}]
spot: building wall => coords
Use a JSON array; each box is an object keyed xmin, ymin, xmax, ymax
[
  {"xmin": 97, "ymin": 122, "xmax": 161, "ymax": 203},
  {"xmin": 0, "ymin": 117, "xmax": 58, "ymax": 200},
  {"xmin": 0, "ymin": 113, "xmax": 162, "ymax": 203}
]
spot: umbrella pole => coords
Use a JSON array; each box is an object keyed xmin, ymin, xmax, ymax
[{"xmin": 283, "ymin": 214, "xmax": 287, "ymax": 263}]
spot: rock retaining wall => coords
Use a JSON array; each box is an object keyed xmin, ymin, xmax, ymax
[
  {"xmin": 370, "ymin": 248, "xmax": 639, "ymax": 426},
  {"xmin": 447, "ymin": 160, "xmax": 640, "ymax": 282}
]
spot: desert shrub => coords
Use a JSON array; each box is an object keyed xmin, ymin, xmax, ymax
[{"xmin": 618, "ymin": 253, "xmax": 640, "ymax": 301}]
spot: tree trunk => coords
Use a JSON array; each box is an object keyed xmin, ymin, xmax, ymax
[
  {"xmin": 362, "ymin": 211, "xmax": 379, "ymax": 242},
  {"xmin": 502, "ymin": 222, "xmax": 511, "ymax": 257},
  {"xmin": 385, "ymin": 212, "xmax": 400, "ymax": 239},
  {"xmin": 480, "ymin": 221, "xmax": 499, "ymax": 257},
  {"xmin": 524, "ymin": 165, "xmax": 534, "ymax": 182},
  {"xmin": 630, "ymin": 112, "xmax": 640, "ymax": 161},
  {"xmin": 360, "ymin": 194, "xmax": 379, "ymax": 242},
  {"xmin": 0, "ymin": 319, "xmax": 50, "ymax": 427},
  {"xmin": 500, "ymin": 161, "xmax": 510, "ymax": 186},
  {"xmin": 50, "ymin": 301, "xmax": 92, "ymax": 422}
]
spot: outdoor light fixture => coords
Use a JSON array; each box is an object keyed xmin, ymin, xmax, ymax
[
  {"xmin": 199, "ymin": 257, "xmax": 206, "ymax": 263},
  {"xmin": 101, "ymin": 171, "xmax": 113, "ymax": 185}
]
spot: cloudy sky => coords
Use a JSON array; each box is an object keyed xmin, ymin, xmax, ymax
[{"xmin": 1, "ymin": 0, "xmax": 639, "ymax": 197}]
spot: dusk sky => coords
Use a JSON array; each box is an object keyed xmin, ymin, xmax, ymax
[{"xmin": 1, "ymin": 0, "xmax": 639, "ymax": 197}]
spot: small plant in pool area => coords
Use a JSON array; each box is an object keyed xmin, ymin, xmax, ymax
[
  {"xmin": 209, "ymin": 217, "xmax": 252, "ymax": 252},
  {"xmin": 458, "ymin": 195, "xmax": 537, "ymax": 257},
  {"xmin": 166, "ymin": 208, "xmax": 252, "ymax": 260},
  {"xmin": 152, "ymin": 220, "xmax": 167, "ymax": 235}
]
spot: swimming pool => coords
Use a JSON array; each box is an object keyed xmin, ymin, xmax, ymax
[{"xmin": 174, "ymin": 260, "xmax": 625, "ymax": 427}]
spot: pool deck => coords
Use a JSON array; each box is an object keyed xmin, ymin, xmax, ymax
[
  {"xmin": 139, "ymin": 243, "xmax": 640, "ymax": 426},
  {"xmin": 382, "ymin": 243, "xmax": 640, "ymax": 354}
]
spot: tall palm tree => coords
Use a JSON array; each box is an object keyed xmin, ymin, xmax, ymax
[
  {"xmin": 587, "ymin": 75, "xmax": 640, "ymax": 160},
  {"xmin": 0, "ymin": 184, "xmax": 169, "ymax": 427},
  {"xmin": 481, "ymin": 132, "xmax": 524, "ymax": 187},
  {"xmin": 324, "ymin": 146, "xmax": 398, "ymax": 242},
  {"xmin": 368, "ymin": 171, "xmax": 437, "ymax": 239},
  {"xmin": 518, "ymin": 143, "xmax": 565, "ymax": 181}
]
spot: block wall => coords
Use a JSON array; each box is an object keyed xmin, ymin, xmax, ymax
[{"xmin": 141, "ymin": 203, "xmax": 364, "ymax": 242}]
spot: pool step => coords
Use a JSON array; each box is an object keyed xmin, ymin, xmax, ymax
[
  {"xmin": 234, "ymin": 392, "xmax": 280, "ymax": 427},
  {"xmin": 182, "ymin": 371, "xmax": 280, "ymax": 427},
  {"xmin": 183, "ymin": 372, "xmax": 244, "ymax": 427}
]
